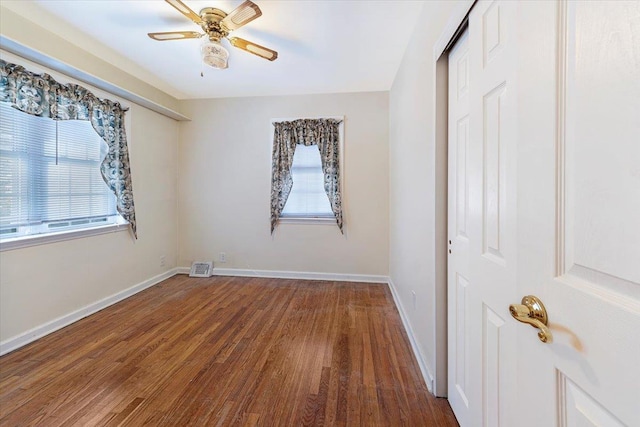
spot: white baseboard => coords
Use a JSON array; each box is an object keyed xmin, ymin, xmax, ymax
[
  {"xmin": 0, "ymin": 268, "xmax": 180, "ymax": 356},
  {"xmin": 176, "ymin": 267, "xmax": 388, "ymax": 283},
  {"xmin": 387, "ymin": 277, "xmax": 435, "ymax": 393}
]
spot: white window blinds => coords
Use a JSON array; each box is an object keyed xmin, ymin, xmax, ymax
[
  {"xmin": 281, "ymin": 144, "xmax": 333, "ymax": 217},
  {"xmin": 0, "ymin": 102, "xmax": 119, "ymax": 239}
]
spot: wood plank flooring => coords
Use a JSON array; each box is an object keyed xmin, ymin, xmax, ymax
[{"xmin": 0, "ymin": 275, "xmax": 458, "ymax": 426}]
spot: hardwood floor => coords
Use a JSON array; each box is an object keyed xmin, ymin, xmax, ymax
[{"xmin": 0, "ymin": 275, "xmax": 458, "ymax": 426}]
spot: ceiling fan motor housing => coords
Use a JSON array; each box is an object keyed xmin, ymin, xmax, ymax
[{"xmin": 200, "ymin": 7, "xmax": 228, "ymax": 41}]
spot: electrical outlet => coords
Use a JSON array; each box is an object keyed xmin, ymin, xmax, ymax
[
  {"xmin": 160, "ymin": 255, "xmax": 166, "ymax": 267},
  {"xmin": 219, "ymin": 252, "xmax": 226, "ymax": 263},
  {"xmin": 412, "ymin": 291, "xmax": 417, "ymax": 310}
]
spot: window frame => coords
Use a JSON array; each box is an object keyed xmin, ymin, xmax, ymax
[
  {"xmin": 270, "ymin": 116, "xmax": 345, "ymax": 225},
  {"xmin": 0, "ymin": 50, "xmax": 133, "ymax": 252}
]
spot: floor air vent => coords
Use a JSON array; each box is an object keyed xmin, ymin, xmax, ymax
[{"xmin": 189, "ymin": 261, "xmax": 214, "ymax": 278}]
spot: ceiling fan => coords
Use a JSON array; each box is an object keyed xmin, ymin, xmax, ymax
[{"xmin": 148, "ymin": 0, "xmax": 278, "ymax": 70}]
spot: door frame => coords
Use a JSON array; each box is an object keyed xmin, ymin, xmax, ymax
[{"xmin": 432, "ymin": 0, "xmax": 475, "ymax": 397}]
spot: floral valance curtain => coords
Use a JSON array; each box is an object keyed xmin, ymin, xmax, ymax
[
  {"xmin": 270, "ymin": 118, "xmax": 343, "ymax": 233},
  {"xmin": 0, "ymin": 59, "xmax": 137, "ymax": 238}
]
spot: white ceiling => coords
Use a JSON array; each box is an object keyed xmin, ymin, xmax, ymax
[{"xmin": 3, "ymin": 0, "xmax": 425, "ymax": 100}]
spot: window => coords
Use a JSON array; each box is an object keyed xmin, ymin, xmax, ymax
[
  {"xmin": 281, "ymin": 144, "xmax": 333, "ymax": 218},
  {"xmin": 270, "ymin": 116, "xmax": 344, "ymax": 233},
  {"xmin": 0, "ymin": 102, "xmax": 122, "ymax": 242}
]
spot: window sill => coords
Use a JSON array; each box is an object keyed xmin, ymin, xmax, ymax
[
  {"xmin": 0, "ymin": 222, "xmax": 130, "ymax": 252},
  {"xmin": 279, "ymin": 216, "xmax": 337, "ymax": 225}
]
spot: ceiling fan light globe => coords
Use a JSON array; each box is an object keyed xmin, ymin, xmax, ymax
[{"xmin": 201, "ymin": 40, "xmax": 229, "ymax": 69}]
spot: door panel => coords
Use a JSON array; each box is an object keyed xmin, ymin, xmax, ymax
[
  {"xmin": 447, "ymin": 29, "xmax": 471, "ymax": 425},
  {"xmin": 483, "ymin": 1, "xmax": 506, "ymax": 67},
  {"xmin": 558, "ymin": 372, "xmax": 626, "ymax": 426},
  {"xmin": 481, "ymin": 83, "xmax": 507, "ymax": 263},
  {"xmin": 468, "ymin": 1, "xmax": 518, "ymax": 425},
  {"xmin": 456, "ymin": 116, "xmax": 469, "ymax": 240},
  {"xmin": 515, "ymin": 1, "xmax": 640, "ymax": 426},
  {"xmin": 449, "ymin": 2, "xmax": 639, "ymax": 425},
  {"xmin": 454, "ymin": 271, "xmax": 469, "ymax": 400},
  {"xmin": 448, "ymin": 1, "xmax": 519, "ymax": 425},
  {"xmin": 482, "ymin": 304, "xmax": 505, "ymax": 427},
  {"xmin": 562, "ymin": 0, "xmax": 640, "ymax": 286},
  {"xmin": 555, "ymin": 0, "xmax": 640, "ymax": 424}
]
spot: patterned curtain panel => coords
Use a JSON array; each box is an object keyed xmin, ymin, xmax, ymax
[
  {"xmin": 0, "ymin": 60, "xmax": 137, "ymax": 238},
  {"xmin": 270, "ymin": 118, "xmax": 343, "ymax": 233}
]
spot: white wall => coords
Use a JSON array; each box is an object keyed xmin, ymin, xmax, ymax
[
  {"xmin": 178, "ymin": 92, "xmax": 389, "ymax": 276},
  {"xmin": 0, "ymin": 103, "xmax": 179, "ymax": 343},
  {"xmin": 389, "ymin": 1, "xmax": 467, "ymax": 393},
  {"xmin": 0, "ymin": 11, "xmax": 182, "ymax": 346}
]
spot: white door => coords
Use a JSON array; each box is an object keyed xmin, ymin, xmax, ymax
[
  {"xmin": 447, "ymin": 29, "xmax": 472, "ymax": 426},
  {"xmin": 450, "ymin": 0, "xmax": 640, "ymax": 425},
  {"xmin": 514, "ymin": 0, "xmax": 640, "ymax": 425},
  {"xmin": 448, "ymin": 1, "xmax": 520, "ymax": 423},
  {"xmin": 465, "ymin": 0, "xmax": 520, "ymax": 424}
]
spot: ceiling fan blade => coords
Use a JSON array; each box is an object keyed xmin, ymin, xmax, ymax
[
  {"xmin": 148, "ymin": 31, "xmax": 202, "ymax": 41},
  {"xmin": 220, "ymin": 1, "xmax": 262, "ymax": 31},
  {"xmin": 165, "ymin": 0, "xmax": 203, "ymax": 25},
  {"xmin": 228, "ymin": 37, "xmax": 278, "ymax": 61}
]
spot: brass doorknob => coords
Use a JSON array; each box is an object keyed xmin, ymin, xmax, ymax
[{"xmin": 509, "ymin": 295, "xmax": 552, "ymax": 343}]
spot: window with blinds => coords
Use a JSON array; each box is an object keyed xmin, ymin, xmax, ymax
[
  {"xmin": 281, "ymin": 144, "xmax": 333, "ymax": 218},
  {"xmin": 0, "ymin": 102, "xmax": 120, "ymax": 240}
]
